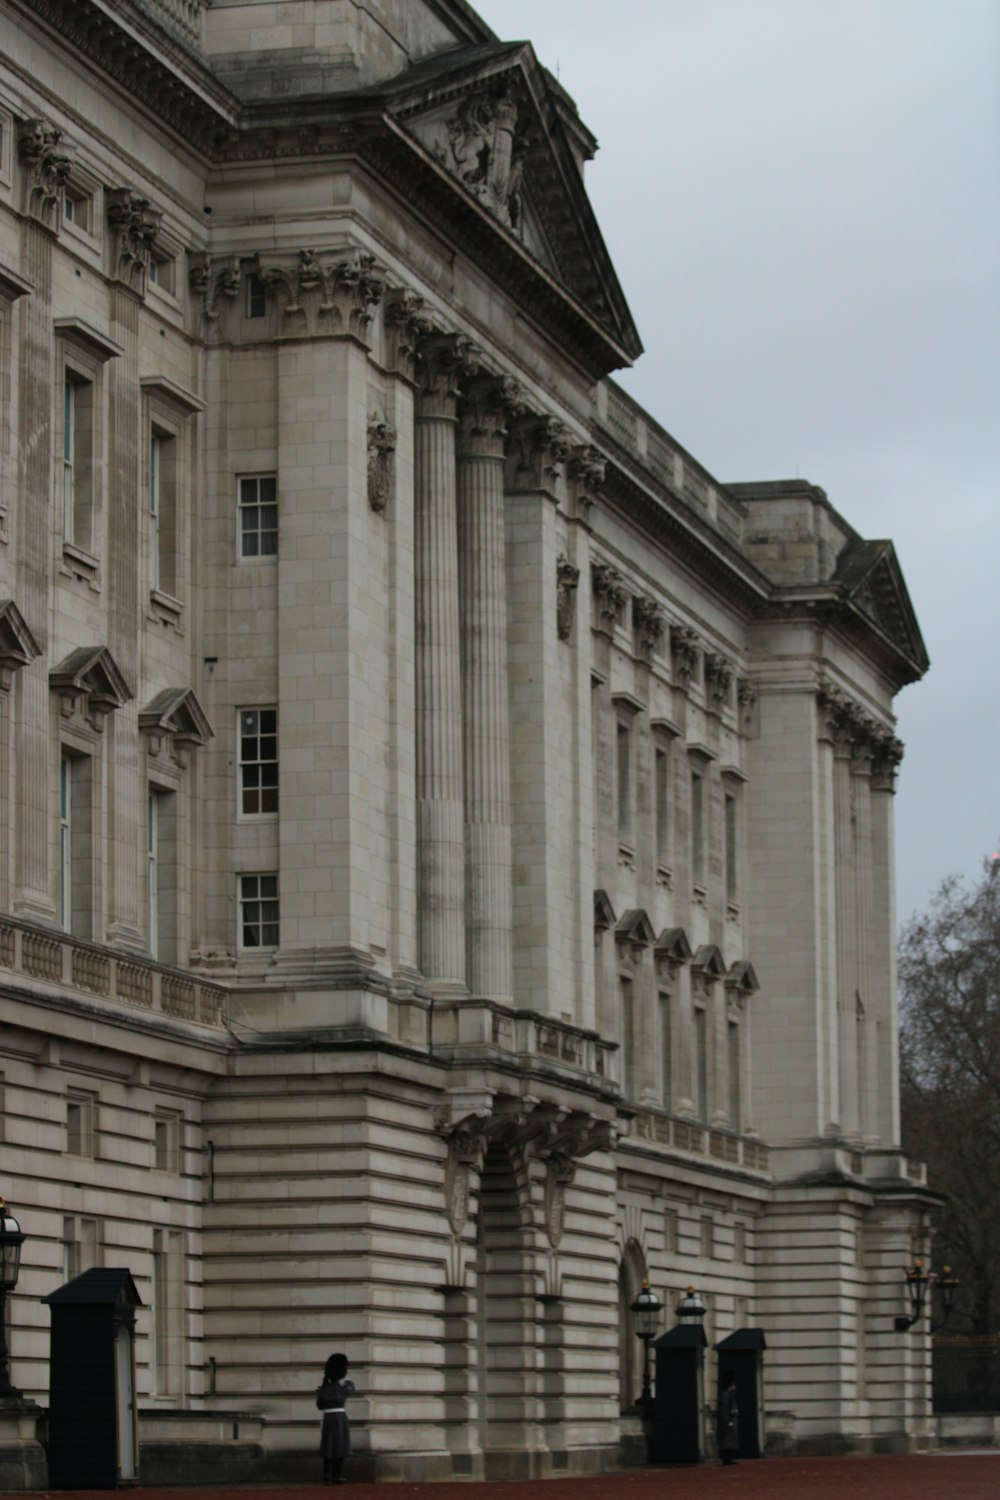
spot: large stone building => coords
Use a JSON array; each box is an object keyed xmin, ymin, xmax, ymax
[{"xmin": 0, "ymin": 0, "xmax": 936, "ymax": 1483}]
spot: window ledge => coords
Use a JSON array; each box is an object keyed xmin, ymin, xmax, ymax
[
  {"xmin": 692, "ymin": 882, "xmax": 708, "ymax": 906},
  {"xmin": 61, "ymin": 541, "xmax": 100, "ymax": 585},
  {"xmin": 617, "ymin": 842, "xmax": 636, "ymax": 869},
  {"xmin": 726, "ymin": 901, "xmax": 742, "ymax": 922},
  {"xmin": 656, "ymin": 863, "xmax": 673, "ymax": 887},
  {"xmin": 149, "ymin": 589, "xmax": 184, "ymax": 628}
]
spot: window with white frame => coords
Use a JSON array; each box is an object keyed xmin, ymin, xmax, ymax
[
  {"xmin": 659, "ymin": 990, "xmax": 673, "ymax": 1110},
  {"xmin": 690, "ymin": 768, "xmax": 705, "ymax": 885},
  {"xmin": 66, "ymin": 1089, "xmax": 97, "ymax": 1157},
  {"xmin": 246, "ymin": 272, "xmax": 267, "ymax": 319},
  {"xmin": 238, "ymin": 873, "xmax": 279, "ymax": 950},
  {"xmin": 60, "ymin": 750, "xmax": 94, "ymax": 939},
  {"xmin": 62, "ymin": 372, "xmax": 94, "ymax": 548},
  {"xmin": 728, "ymin": 1019, "xmax": 741, "ymax": 1128},
  {"xmin": 655, "ymin": 745, "xmax": 670, "ymax": 868},
  {"xmin": 238, "ymin": 708, "xmax": 278, "ymax": 816},
  {"xmin": 238, "ymin": 474, "xmax": 277, "ymax": 558},
  {"xmin": 620, "ymin": 974, "xmax": 635, "ymax": 1099},
  {"xmin": 154, "ymin": 1109, "xmax": 182, "ymax": 1173},
  {"xmin": 693, "ymin": 1004, "xmax": 708, "ymax": 1121},
  {"xmin": 148, "ymin": 787, "xmax": 178, "ymax": 964},
  {"xmin": 148, "ymin": 428, "xmax": 179, "ymax": 596}
]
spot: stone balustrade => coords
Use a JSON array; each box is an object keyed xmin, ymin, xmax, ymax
[
  {"xmin": 431, "ymin": 996, "xmax": 617, "ymax": 1084},
  {"xmin": 0, "ymin": 915, "xmax": 227, "ymax": 1028},
  {"xmin": 135, "ymin": 0, "xmax": 205, "ymax": 48},
  {"xmin": 632, "ymin": 1106, "xmax": 770, "ymax": 1173},
  {"xmin": 596, "ymin": 380, "xmax": 745, "ymax": 546}
]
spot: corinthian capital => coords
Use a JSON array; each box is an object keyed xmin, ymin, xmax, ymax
[
  {"xmin": 415, "ymin": 331, "xmax": 481, "ymax": 419},
  {"xmin": 506, "ymin": 414, "xmax": 570, "ymax": 493},
  {"xmin": 107, "ymin": 188, "xmax": 163, "ymax": 296},
  {"xmin": 258, "ymin": 248, "xmax": 384, "ymax": 341},
  {"xmin": 457, "ymin": 374, "xmax": 526, "ymax": 458},
  {"xmin": 18, "ymin": 118, "xmax": 73, "ymax": 231},
  {"xmin": 568, "ymin": 444, "xmax": 605, "ymax": 522},
  {"xmin": 383, "ymin": 288, "xmax": 433, "ymax": 382},
  {"xmin": 188, "ymin": 253, "xmax": 241, "ymax": 342}
]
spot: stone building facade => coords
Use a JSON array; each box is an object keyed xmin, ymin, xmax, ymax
[{"xmin": 0, "ymin": 0, "xmax": 936, "ymax": 1482}]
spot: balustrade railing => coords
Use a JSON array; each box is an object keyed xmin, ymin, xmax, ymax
[
  {"xmin": 633, "ymin": 1106, "xmax": 769, "ymax": 1173},
  {"xmin": 0, "ymin": 915, "xmax": 227, "ymax": 1028}
]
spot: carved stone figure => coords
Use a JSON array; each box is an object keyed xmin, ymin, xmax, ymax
[
  {"xmin": 704, "ymin": 652, "xmax": 734, "ymax": 708},
  {"xmin": 556, "ymin": 557, "xmax": 580, "ymax": 642},
  {"xmin": 633, "ymin": 596, "xmax": 665, "ymax": 656},
  {"xmin": 367, "ymin": 414, "xmax": 397, "ymax": 514},
  {"xmin": 670, "ymin": 624, "xmax": 701, "ymax": 688},
  {"xmin": 591, "ymin": 561, "xmax": 628, "ymax": 635},
  {"xmin": 438, "ymin": 82, "xmax": 524, "ymax": 229}
]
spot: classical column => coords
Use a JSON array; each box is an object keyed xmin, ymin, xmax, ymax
[
  {"xmin": 104, "ymin": 190, "xmax": 161, "ymax": 947},
  {"xmin": 852, "ymin": 734, "xmax": 876, "ymax": 1137},
  {"xmin": 414, "ymin": 333, "xmax": 478, "ymax": 989},
  {"xmin": 13, "ymin": 121, "xmax": 69, "ymax": 921},
  {"xmin": 456, "ymin": 375, "xmax": 523, "ymax": 1000},
  {"xmin": 871, "ymin": 735, "xmax": 904, "ymax": 1144},
  {"xmin": 833, "ymin": 711, "xmax": 858, "ymax": 1133}
]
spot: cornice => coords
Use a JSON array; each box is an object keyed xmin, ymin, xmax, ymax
[
  {"xmin": 12, "ymin": 0, "xmax": 241, "ymax": 155},
  {"xmin": 753, "ymin": 588, "xmax": 926, "ymax": 690}
]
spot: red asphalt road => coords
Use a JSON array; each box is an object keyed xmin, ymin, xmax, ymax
[{"xmin": 9, "ymin": 1455, "xmax": 1000, "ymax": 1500}]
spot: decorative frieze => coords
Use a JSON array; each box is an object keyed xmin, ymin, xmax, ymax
[
  {"xmin": 187, "ymin": 253, "xmax": 241, "ymax": 342},
  {"xmin": 633, "ymin": 595, "xmax": 665, "ymax": 657},
  {"xmin": 106, "ymin": 188, "xmax": 162, "ymax": 296},
  {"xmin": 555, "ymin": 556, "xmax": 580, "ymax": 642},
  {"xmin": 591, "ymin": 560, "xmax": 628, "ymax": 635},
  {"xmin": 18, "ymin": 118, "xmax": 73, "ymax": 231},
  {"xmin": 258, "ymin": 248, "xmax": 384, "ymax": 341},
  {"xmin": 367, "ymin": 414, "xmax": 397, "ymax": 514},
  {"xmin": 670, "ymin": 624, "xmax": 701, "ymax": 689}
]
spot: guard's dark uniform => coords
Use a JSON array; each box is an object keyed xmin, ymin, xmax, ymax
[{"xmin": 317, "ymin": 1376, "xmax": 355, "ymax": 1483}]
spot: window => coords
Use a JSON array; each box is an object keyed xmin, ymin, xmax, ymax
[
  {"xmin": 616, "ymin": 721, "xmax": 631, "ymax": 844},
  {"xmin": 60, "ymin": 751, "xmax": 94, "ymax": 939},
  {"xmin": 67, "ymin": 1089, "xmax": 97, "ymax": 1157},
  {"xmin": 62, "ymin": 373, "xmax": 94, "ymax": 548},
  {"xmin": 691, "ymin": 769, "xmax": 705, "ymax": 884},
  {"xmin": 728, "ymin": 1020, "xmax": 741, "ymax": 1128},
  {"xmin": 63, "ymin": 183, "xmax": 93, "ymax": 234},
  {"xmin": 700, "ymin": 1216, "xmax": 715, "ymax": 1259},
  {"xmin": 655, "ymin": 747, "xmax": 670, "ymax": 867},
  {"xmin": 664, "ymin": 1207, "xmax": 678, "ymax": 1256},
  {"xmin": 148, "ymin": 247, "xmax": 175, "ymax": 294},
  {"xmin": 62, "ymin": 1215, "xmax": 101, "ymax": 1279},
  {"xmin": 239, "ymin": 873, "xmax": 279, "ymax": 949},
  {"xmin": 148, "ymin": 789, "xmax": 178, "ymax": 964},
  {"xmin": 660, "ymin": 991, "xmax": 672, "ymax": 1110},
  {"xmin": 148, "ymin": 430, "xmax": 178, "ymax": 595},
  {"xmin": 154, "ymin": 1110, "xmax": 181, "ymax": 1173},
  {"xmin": 725, "ymin": 792, "xmax": 738, "ymax": 903},
  {"xmin": 238, "ymin": 474, "xmax": 277, "ymax": 558},
  {"xmin": 246, "ymin": 272, "xmax": 267, "ymax": 319},
  {"xmin": 734, "ymin": 1222, "xmax": 747, "ymax": 1263},
  {"xmin": 0, "ymin": 1071, "xmax": 5, "ymax": 1144},
  {"xmin": 239, "ymin": 709, "xmax": 278, "ymax": 816},
  {"xmin": 693, "ymin": 1006, "xmax": 708, "ymax": 1121},
  {"xmin": 620, "ymin": 975, "xmax": 635, "ymax": 1099},
  {"xmin": 152, "ymin": 1227, "xmax": 184, "ymax": 1395}
]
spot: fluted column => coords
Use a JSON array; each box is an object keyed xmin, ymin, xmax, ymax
[
  {"xmin": 456, "ymin": 376, "xmax": 522, "ymax": 999},
  {"xmin": 414, "ymin": 334, "xmax": 478, "ymax": 988},
  {"xmin": 871, "ymin": 736, "xmax": 903, "ymax": 1144},
  {"xmin": 833, "ymin": 723, "xmax": 857, "ymax": 1133},
  {"xmin": 852, "ymin": 743, "xmax": 876, "ymax": 1136}
]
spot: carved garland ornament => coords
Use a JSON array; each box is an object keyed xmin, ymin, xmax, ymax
[
  {"xmin": 187, "ymin": 253, "xmax": 241, "ymax": 341},
  {"xmin": 258, "ymin": 248, "xmax": 384, "ymax": 340},
  {"xmin": 367, "ymin": 414, "xmax": 397, "ymax": 514},
  {"xmin": 556, "ymin": 556, "xmax": 580, "ymax": 642}
]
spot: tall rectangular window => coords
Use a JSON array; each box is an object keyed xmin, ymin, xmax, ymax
[
  {"xmin": 62, "ymin": 1215, "xmax": 101, "ymax": 1279},
  {"xmin": 728, "ymin": 1020, "xmax": 741, "ymax": 1128},
  {"xmin": 148, "ymin": 788, "xmax": 178, "ymax": 963},
  {"xmin": 238, "ymin": 475, "xmax": 277, "ymax": 558},
  {"xmin": 154, "ymin": 1110, "xmax": 181, "ymax": 1173},
  {"xmin": 62, "ymin": 373, "xmax": 94, "ymax": 549},
  {"xmin": 691, "ymin": 769, "xmax": 705, "ymax": 884},
  {"xmin": 246, "ymin": 273, "xmax": 267, "ymax": 319},
  {"xmin": 725, "ymin": 792, "xmax": 738, "ymax": 903},
  {"xmin": 616, "ymin": 721, "xmax": 631, "ymax": 843},
  {"xmin": 239, "ymin": 709, "xmax": 278, "ymax": 816},
  {"xmin": 693, "ymin": 1006, "xmax": 708, "ymax": 1121},
  {"xmin": 659, "ymin": 991, "xmax": 672, "ymax": 1110},
  {"xmin": 239, "ymin": 873, "xmax": 279, "ymax": 950},
  {"xmin": 655, "ymin": 747, "xmax": 670, "ymax": 867},
  {"xmin": 620, "ymin": 975, "xmax": 635, "ymax": 1099},
  {"xmin": 60, "ymin": 752, "xmax": 93, "ymax": 939},
  {"xmin": 152, "ymin": 1229, "xmax": 184, "ymax": 1395},
  {"xmin": 149, "ymin": 428, "xmax": 178, "ymax": 597},
  {"xmin": 67, "ymin": 1090, "xmax": 97, "ymax": 1157},
  {"xmin": 700, "ymin": 1216, "xmax": 715, "ymax": 1259}
]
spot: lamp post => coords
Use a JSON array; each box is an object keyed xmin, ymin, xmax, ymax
[
  {"xmin": 676, "ymin": 1285, "xmax": 707, "ymax": 1327},
  {"xmin": 894, "ymin": 1257, "xmax": 960, "ymax": 1332},
  {"xmin": 0, "ymin": 1198, "xmax": 25, "ymax": 1398},
  {"xmin": 629, "ymin": 1279, "xmax": 662, "ymax": 1410}
]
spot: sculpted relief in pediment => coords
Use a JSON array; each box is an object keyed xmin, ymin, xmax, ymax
[{"xmin": 412, "ymin": 81, "xmax": 525, "ymax": 232}]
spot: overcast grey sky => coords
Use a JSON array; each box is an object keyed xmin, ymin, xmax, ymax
[{"xmin": 482, "ymin": 0, "xmax": 1000, "ymax": 924}]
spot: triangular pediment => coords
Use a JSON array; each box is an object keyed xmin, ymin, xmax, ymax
[
  {"xmin": 594, "ymin": 889, "xmax": 617, "ymax": 932},
  {"xmin": 0, "ymin": 599, "xmax": 41, "ymax": 674},
  {"xmin": 692, "ymin": 944, "xmax": 727, "ymax": 982},
  {"xmin": 725, "ymin": 960, "xmax": 759, "ymax": 997},
  {"xmin": 655, "ymin": 927, "xmax": 693, "ymax": 967},
  {"xmin": 615, "ymin": 909, "xmax": 656, "ymax": 948},
  {"xmin": 140, "ymin": 687, "xmax": 213, "ymax": 747},
  {"xmin": 50, "ymin": 646, "xmax": 132, "ymax": 712},
  {"xmin": 378, "ymin": 44, "xmax": 642, "ymax": 373},
  {"xmin": 834, "ymin": 539, "xmax": 929, "ymax": 677}
]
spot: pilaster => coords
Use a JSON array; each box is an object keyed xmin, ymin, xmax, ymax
[{"xmin": 413, "ymin": 332, "xmax": 479, "ymax": 990}]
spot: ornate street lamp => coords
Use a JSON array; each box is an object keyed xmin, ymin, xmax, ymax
[
  {"xmin": 0, "ymin": 1197, "xmax": 25, "ymax": 1398},
  {"xmin": 894, "ymin": 1257, "xmax": 959, "ymax": 1332},
  {"xmin": 675, "ymin": 1285, "xmax": 707, "ymax": 1326},
  {"xmin": 629, "ymin": 1279, "xmax": 663, "ymax": 1409}
]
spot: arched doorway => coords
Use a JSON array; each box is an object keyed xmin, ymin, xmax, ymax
[{"xmin": 618, "ymin": 1239, "xmax": 647, "ymax": 1411}]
